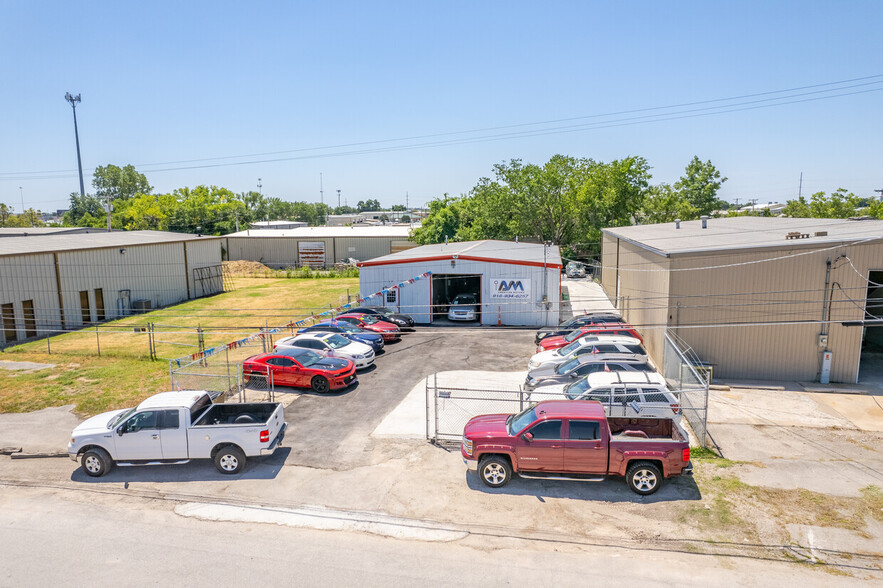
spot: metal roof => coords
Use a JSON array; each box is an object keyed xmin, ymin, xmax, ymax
[
  {"xmin": 0, "ymin": 230, "xmax": 221, "ymax": 257},
  {"xmin": 358, "ymin": 239, "xmax": 563, "ymax": 269},
  {"xmin": 226, "ymin": 225, "xmax": 415, "ymax": 238},
  {"xmin": 602, "ymin": 217, "xmax": 883, "ymax": 256},
  {"xmin": 0, "ymin": 227, "xmax": 108, "ymax": 237}
]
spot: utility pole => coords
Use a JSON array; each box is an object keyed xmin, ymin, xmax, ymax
[
  {"xmin": 64, "ymin": 93, "xmax": 86, "ymax": 200},
  {"xmin": 798, "ymin": 172, "xmax": 803, "ymax": 199},
  {"xmin": 319, "ymin": 173, "xmax": 324, "ymax": 204},
  {"xmin": 18, "ymin": 187, "xmax": 26, "ymax": 225},
  {"xmin": 734, "ymin": 197, "xmax": 740, "ymax": 208},
  {"xmin": 257, "ymin": 178, "xmax": 262, "ymax": 195},
  {"xmin": 874, "ymin": 187, "xmax": 883, "ymax": 200},
  {"xmin": 105, "ymin": 192, "xmax": 112, "ymax": 231},
  {"xmin": 337, "ymin": 189, "xmax": 341, "ymax": 209},
  {"xmin": 405, "ymin": 191, "xmax": 409, "ymax": 210}
]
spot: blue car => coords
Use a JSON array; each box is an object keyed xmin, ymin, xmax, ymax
[{"xmin": 297, "ymin": 321, "xmax": 385, "ymax": 351}]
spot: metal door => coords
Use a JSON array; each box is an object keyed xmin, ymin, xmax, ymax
[
  {"xmin": 515, "ymin": 420, "xmax": 564, "ymax": 472},
  {"xmin": 114, "ymin": 410, "xmax": 162, "ymax": 460},
  {"xmin": 563, "ymin": 420, "xmax": 606, "ymax": 474},
  {"xmin": 158, "ymin": 409, "xmax": 187, "ymax": 459}
]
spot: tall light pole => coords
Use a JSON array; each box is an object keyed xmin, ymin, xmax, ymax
[
  {"xmin": 64, "ymin": 93, "xmax": 86, "ymax": 198},
  {"xmin": 337, "ymin": 189, "xmax": 341, "ymax": 209}
]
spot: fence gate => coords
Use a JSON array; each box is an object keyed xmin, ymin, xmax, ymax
[
  {"xmin": 169, "ymin": 338, "xmax": 275, "ymax": 402},
  {"xmin": 661, "ymin": 330, "xmax": 710, "ymax": 446}
]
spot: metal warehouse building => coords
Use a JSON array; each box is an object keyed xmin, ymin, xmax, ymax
[
  {"xmin": 224, "ymin": 225, "xmax": 418, "ymax": 268},
  {"xmin": 358, "ymin": 240, "xmax": 562, "ymax": 326},
  {"xmin": 0, "ymin": 231, "xmax": 223, "ymax": 346},
  {"xmin": 601, "ymin": 217, "xmax": 883, "ymax": 383}
]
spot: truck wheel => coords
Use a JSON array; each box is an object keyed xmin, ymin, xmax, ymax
[
  {"xmin": 627, "ymin": 461, "xmax": 662, "ymax": 495},
  {"xmin": 311, "ymin": 376, "xmax": 330, "ymax": 393},
  {"xmin": 214, "ymin": 445, "xmax": 246, "ymax": 474},
  {"xmin": 479, "ymin": 456, "xmax": 511, "ymax": 488},
  {"xmin": 82, "ymin": 448, "xmax": 113, "ymax": 477}
]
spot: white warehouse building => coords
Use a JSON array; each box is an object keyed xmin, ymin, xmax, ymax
[
  {"xmin": 0, "ymin": 231, "xmax": 223, "ymax": 346},
  {"xmin": 357, "ymin": 240, "xmax": 562, "ymax": 326}
]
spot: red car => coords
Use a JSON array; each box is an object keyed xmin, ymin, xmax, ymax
[
  {"xmin": 242, "ymin": 349, "xmax": 356, "ymax": 393},
  {"xmin": 536, "ymin": 324, "xmax": 643, "ymax": 352},
  {"xmin": 335, "ymin": 313, "xmax": 401, "ymax": 342}
]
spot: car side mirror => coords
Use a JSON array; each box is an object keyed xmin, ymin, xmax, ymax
[
  {"xmin": 117, "ymin": 428, "xmax": 125, "ymax": 436},
  {"xmin": 570, "ymin": 372, "xmax": 579, "ymax": 378},
  {"xmin": 521, "ymin": 432, "xmax": 534, "ymax": 442}
]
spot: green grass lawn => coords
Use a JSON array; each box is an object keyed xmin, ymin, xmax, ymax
[{"xmin": 0, "ymin": 277, "xmax": 358, "ymax": 415}]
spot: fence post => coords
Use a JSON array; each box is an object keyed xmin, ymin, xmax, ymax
[
  {"xmin": 433, "ymin": 373, "xmax": 439, "ymax": 443},
  {"xmin": 47, "ymin": 333, "xmax": 51, "ymax": 354},
  {"xmin": 225, "ymin": 346, "xmax": 232, "ymax": 396},
  {"xmin": 168, "ymin": 360, "xmax": 175, "ymax": 390},
  {"xmin": 95, "ymin": 325, "xmax": 101, "ymax": 357},
  {"xmin": 197, "ymin": 324, "xmax": 206, "ymax": 367},
  {"xmin": 425, "ymin": 377, "xmax": 430, "ymax": 441}
]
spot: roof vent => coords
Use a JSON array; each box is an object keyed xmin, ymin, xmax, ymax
[
  {"xmin": 674, "ymin": 219, "xmax": 681, "ymax": 229},
  {"xmin": 814, "ymin": 231, "xmax": 828, "ymax": 237},
  {"xmin": 700, "ymin": 216, "xmax": 708, "ymax": 229}
]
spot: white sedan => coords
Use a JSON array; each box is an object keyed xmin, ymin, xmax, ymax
[
  {"xmin": 448, "ymin": 293, "xmax": 479, "ymax": 321},
  {"xmin": 275, "ymin": 333, "xmax": 375, "ymax": 369}
]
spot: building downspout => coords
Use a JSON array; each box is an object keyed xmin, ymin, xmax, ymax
[
  {"xmin": 53, "ymin": 252, "xmax": 65, "ymax": 332},
  {"xmin": 183, "ymin": 242, "xmax": 191, "ymax": 299}
]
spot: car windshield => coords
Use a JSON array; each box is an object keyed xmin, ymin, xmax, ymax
[
  {"xmin": 372, "ymin": 307, "xmax": 393, "ymax": 316},
  {"xmin": 325, "ymin": 334, "xmax": 350, "ymax": 349},
  {"xmin": 508, "ymin": 406, "xmax": 537, "ymax": 436},
  {"xmin": 556, "ymin": 358, "xmax": 580, "ymax": 374},
  {"xmin": 335, "ymin": 323, "xmax": 360, "ymax": 334},
  {"xmin": 108, "ymin": 408, "xmax": 135, "ymax": 428},
  {"xmin": 559, "ymin": 340, "xmax": 581, "ymax": 355},
  {"xmin": 359, "ymin": 315, "xmax": 380, "ymax": 324},
  {"xmin": 284, "ymin": 349, "xmax": 322, "ymax": 367},
  {"xmin": 564, "ymin": 330, "xmax": 584, "ymax": 342},
  {"xmin": 452, "ymin": 294, "xmax": 476, "ymax": 305},
  {"xmin": 564, "ymin": 377, "xmax": 591, "ymax": 399}
]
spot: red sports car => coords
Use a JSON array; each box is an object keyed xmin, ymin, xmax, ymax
[
  {"xmin": 536, "ymin": 324, "xmax": 644, "ymax": 352},
  {"xmin": 242, "ymin": 348, "xmax": 356, "ymax": 393},
  {"xmin": 335, "ymin": 313, "xmax": 401, "ymax": 342}
]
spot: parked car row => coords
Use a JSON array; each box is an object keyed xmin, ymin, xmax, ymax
[
  {"xmin": 525, "ymin": 311, "xmax": 680, "ymax": 420},
  {"xmin": 242, "ymin": 309, "xmax": 413, "ymax": 394}
]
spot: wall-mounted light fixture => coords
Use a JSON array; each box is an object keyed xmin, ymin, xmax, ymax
[{"xmin": 119, "ymin": 248, "xmax": 127, "ymax": 255}]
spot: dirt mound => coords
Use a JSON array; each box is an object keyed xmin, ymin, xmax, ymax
[{"xmin": 223, "ymin": 260, "xmax": 274, "ymax": 276}]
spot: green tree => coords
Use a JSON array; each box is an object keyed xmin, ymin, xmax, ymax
[
  {"xmin": 92, "ymin": 164, "xmax": 152, "ymax": 202},
  {"xmin": 782, "ymin": 189, "xmax": 861, "ymax": 218},
  {"xmin": 391, "ymin": 204, "xmax": 406, "ymax": 211},
  {"xmin": 63, "ymin": 193, "xmax": 105, "ymax": 225},
  {"xmin": 674, "ymin": 156, "xmax": 727, "ymax": 216},
  {"xmin": 639, "ymin": 183, "xmax": 698, "ymax": 223},
  {"xmin": 357, "ymin": 199, "xmax": 381, "ymax": 211},
  {"xmin": 411, "ymin": 195, "xmax": 465, "ymax": 244},
  {"xmin": 333, "ymin": 205, "xmax": 357, "ymax": 214},
  {"xmin": 0, "ymin": 203, "xmax": 11, "ymax": 226}
]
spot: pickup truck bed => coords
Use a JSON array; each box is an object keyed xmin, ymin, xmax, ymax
[{"xmin": 194, "ymin": 402, "xmax": 279, "ymax": 426}]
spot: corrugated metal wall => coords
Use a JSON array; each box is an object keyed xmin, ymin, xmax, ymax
[
  {"xmin": 0, "ymin": 239, "xmax": 222, "ymax": 344},
  {"xmin": 602, "ymin": 232, "xmax": 881, "ymax": 383},
  {"xmin": 359, "ymin": 259, "xmax": 561, "ymax": 327},
  {"xmin": 225, "ymin": 235, "xmax": 406, "ymax": 268}
]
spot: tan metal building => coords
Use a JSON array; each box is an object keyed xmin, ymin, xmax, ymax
[
  {"xmin": 224, "ymin": 225, "xmax": 418, "ymax": 268},
  {"xmin": 0, "ymin": 231, "xmax": 223, "ymax": 346},
  {"xmin": 601, "ymin": 217, "xmax": 883, "ymax": 383}
]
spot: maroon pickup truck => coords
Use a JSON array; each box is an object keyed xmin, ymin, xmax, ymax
[{"xmin": 461, "ymin": 400, "xmax": 693, "ymax": 495}]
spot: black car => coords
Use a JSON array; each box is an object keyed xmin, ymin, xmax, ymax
[
  {"xmin": 534, "ymin": 312, "xmax": 622, "ymax": 345},
  {"xmin": 345, "ymin": 306, "xmax": 415, "ymax": 328}
]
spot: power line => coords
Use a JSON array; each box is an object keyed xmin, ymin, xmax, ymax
[{"xmin": 3, "ymin": 75, "xmax": 883, "ymax": 181}]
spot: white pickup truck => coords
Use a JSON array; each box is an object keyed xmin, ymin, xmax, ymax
[{"xmin": 68, "ymin": 391, "xmax": 287, "ymax": 477}]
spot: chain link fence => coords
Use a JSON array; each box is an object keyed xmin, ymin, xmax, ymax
[
  {"xmin": 169, "ymin": 338, "xmax": 276, "ymax": 402},
  {"xmin": 660, "ymin": 330, "xmax": 710, "ymax": 445}
]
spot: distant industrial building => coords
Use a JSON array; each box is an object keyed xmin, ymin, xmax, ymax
[
  {"xmin": 0, "ymin": 231, "xmax": 223, "ymax": 346},
  {"xmin": 0, "ymin": 227, "xmax": 106, "ymax": 238},
  {"xmin": 249, "ymin": 220, "xmax": 308, "ymax": 230},
  {"xmin": 601, "ymin": 217, "xmax": 883, "ymax": 383},
  {"xmin": 224, "ymin": 225, "xmax": 418, "ymax": 268},
  {"xmin": 327, "ymin": 210, "xmax": 426, "ymax": 226},
  {"xmin": 358, "ymin": 240, "xmax": 562, "ymax": 326}
]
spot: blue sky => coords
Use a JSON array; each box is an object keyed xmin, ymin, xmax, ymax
[{"xmin": 1, "ymin": 1, "xmax": 882, "ymax": 213}]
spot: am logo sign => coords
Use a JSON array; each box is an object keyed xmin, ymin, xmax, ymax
[{"xmin": 490, "ymin": 279, "xmax": 531, "ymax": 300}]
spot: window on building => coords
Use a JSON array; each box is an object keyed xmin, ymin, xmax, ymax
[
  {"xmin": 386, "ymin": 288, "xmax": 397, "ymax": 304},
  {"xmin": 94, "ymin": 288, "xmax": 105, "ymax": 322},
  {"xmin": 22, "ymin": 300, "xmax": 36, "ymax": 338},
  {"xmin": 1, "ymin": 303, "xmax": 16, "ymax": 343},
  {"xmin": 79, "ymin": 291, "xmax": 91, "ymax": 324}
]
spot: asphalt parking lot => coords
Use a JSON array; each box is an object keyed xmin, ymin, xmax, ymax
[{"xmin": 277, "ymin": 326, "xmax": 536, "ymax": 469}]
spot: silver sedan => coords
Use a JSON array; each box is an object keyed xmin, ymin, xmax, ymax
[{"xmin": 524, "ymin": 353, "xmax": 653, "ymax": 390}]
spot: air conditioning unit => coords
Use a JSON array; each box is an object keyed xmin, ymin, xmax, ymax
[{"xmin": 131, "ymin": 299, "xmax": 153, "ymax": 313}]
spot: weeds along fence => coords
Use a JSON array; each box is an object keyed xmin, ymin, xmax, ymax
[{"xmin": 425, "ymin": 375, "xmax": 697, "ymax": 446}]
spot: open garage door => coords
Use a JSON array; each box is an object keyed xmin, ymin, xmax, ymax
[
  {"xmin": 858, "ymin": 270, "xmax": 883, "ymax": 385},
  {"xmin": 431, "ymin": 274, "xmax": 481, "ymax": 322}
]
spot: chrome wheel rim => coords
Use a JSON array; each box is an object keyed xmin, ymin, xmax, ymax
[
  {"xmin": 219, "ymin": 454, "xmax": 239, "ymax": 471},
  {"xmin": 482, "ymin": 463, "xmax": 506, "ymax": 485},
  {"xmin": 84, "ymin": 455, "xmax": 102, "ymax": 473},
  {"xmin": 632, "ymin": 469, "xmax": 657, "ymax": 491}
]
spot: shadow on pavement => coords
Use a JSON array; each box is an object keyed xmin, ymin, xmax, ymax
[
  {"xmin": 69, "ymin": 447, "xmax": 291, "ymax": 484},
  {"xmin": 463, "ymin": 469, "xmax": 701, "ymax": 503}
]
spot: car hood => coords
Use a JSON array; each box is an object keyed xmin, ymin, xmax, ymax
[
  {"xmin": 527, "ymin": 363, "xmax": 567, "ymax": 380},
  {"xmin": 529, "ymin": 348, "xmax": 565, "ymax": 367},
  {"xmin": 338, "ymin": 340, "xmax": 373, "ymax": 355},
  {"xmin": 72, "ymin": 409, "xmax": 130, "ymax": 436},
  {"xmin": 538, "ymin": 335, "xmax": 567, "ymax": 349},
  {"xmin": 463, "ymin": 414, "xmax": 510, "ymax": 438},
  {"xmin": 313, "ymin": 357, "xmax": 352, "ymax": 371}
]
